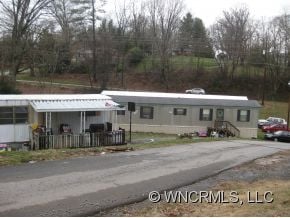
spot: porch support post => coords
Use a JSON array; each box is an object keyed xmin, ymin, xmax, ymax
[
  {"xmin": 80, "ymin": 112, "xmax": 83, "ymax": 134},
  {"xmin": 115, "ymin": 110, "xmax": 118, "ymax": 131},
  {"xmin": 83, "ymin": 111, "xmax": 86, "ymax": 133},
  {"xmin": 49, "ymin": 112, "xmax": 52, "ymax": 130},
  {"xmin": 45, "ymin": 112, "xmax": 48, "ymax": 129}
]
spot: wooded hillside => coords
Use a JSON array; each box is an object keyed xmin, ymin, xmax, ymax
[{"xmin": 0, "ymin": 0, "xmax": 289, "ymax": 102}]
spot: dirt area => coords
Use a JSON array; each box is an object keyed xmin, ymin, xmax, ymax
[
  {"xmin": 100, "ymin": 150, "xmax": 290, "ymax": 216},
  {"xmin": 17, "ymin": 83, "xmax": 81, "ymax": 94},
  {"xmin": 16, "ymin": 71, "xmax": 264, "ymax": 99},
  {"xmin": 16, "ymin": 72, "xmax": 210, "ymax": 94}
]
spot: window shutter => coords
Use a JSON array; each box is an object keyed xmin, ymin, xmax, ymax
[
  {"xmin": 247, "ymin": 110, "xmax": 250, "ymax": 122},
  {"xmin": 150, "ymin": 107, "xmax": 154, "ymax": 119},
  {"xmin": 173, "ymin": 108, "xmax": 177, "ymax": 115},
  {"xmin": 210, "ymin": 109, "xmax": 213, "ymax": 121},
  {"xmin": 199, "ymin": 109, "xmax": 203, "ymax": 121}
]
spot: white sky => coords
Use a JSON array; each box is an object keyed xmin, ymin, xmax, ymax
[
  {"xmin": 184, "ymin": 0, "xmax": 290, "ymax": 27},
  {"xmin": 104, "ymin": 0, "xmax": 290, "ymax": 27}
]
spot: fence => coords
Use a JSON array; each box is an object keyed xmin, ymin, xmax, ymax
[{"xmin": 32, "ymin": 131, "xmax": 126, "ymax": 150}]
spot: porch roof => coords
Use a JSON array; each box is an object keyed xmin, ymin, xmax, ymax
[{"xmin": 30, "ymin": 99, "xmax": 122, "ymax": 112}]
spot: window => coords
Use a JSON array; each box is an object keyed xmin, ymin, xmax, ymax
[
  {"xmin": 15, "ymin": 107, "xmax": 28, "ymax": 124},
  {"xmin": 0, "ymin": 107, "xmax": 28, "ymax": 124},
  {"xmin": 237, "ymin": 110, "xmax": 250, "ymax": 122},
  {"xmin": 140, "ymin": 106, "xmax": 154, "ymax": 119},
  {"xmin": 85, "ymin": 111, "xmax": 101, "ymax": 116},
  {"xmin": 117, "ymin": 110, "xmax": 125, "ymax": 115},
  {"xmin": 86, "ymin": 111, "xmax": 97, "ymax": 116},
  {"xmin": 174, "ymin": 108, "xmax": 187, "ymax": 116},
  {"xmin": 199, "ymin": 108, "xmax": 213, "ymax": 121},
  {"xmin": 0, "ymin": 107, "xmax": 13, "ymax": 124}
]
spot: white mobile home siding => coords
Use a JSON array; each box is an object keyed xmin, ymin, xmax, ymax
[
  {"xmin": 101, "ymin": 90, "xmax": 261, "ymax": 139},
  {"xmin": 0, "ymin": 100, "xmax": 30, "ymax": 143},
  {"xmin": 0, "ymin": 94, "xmax": 120, "ymax": 144},
  {"xmin": 116, "ymin": 104, "xmax": 259, "ymax": 138}
]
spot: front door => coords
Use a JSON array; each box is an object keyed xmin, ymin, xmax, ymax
[
  {"xmin": 216, "ymin": 109, "xmax": 224, "ymax": 128},
  {"xmin": 216, "ymin": 109, "xmax": 224, "ymax": 121}
]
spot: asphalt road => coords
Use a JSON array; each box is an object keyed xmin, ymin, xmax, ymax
[{"xmin": 0, "ymin": 140, "xmax": 290, "ymax": 216}]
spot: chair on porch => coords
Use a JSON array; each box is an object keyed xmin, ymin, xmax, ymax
[{"xmin": 59, "ymin": 124, "xmax": 72, "ymax": 135}]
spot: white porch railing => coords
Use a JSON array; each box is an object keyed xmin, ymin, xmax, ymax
[{"xmin": 31, "ymin": 131, "xmax": 126, "ymax": 150}]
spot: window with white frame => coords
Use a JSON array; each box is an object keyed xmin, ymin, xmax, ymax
[
  {"xmin": 117, "ymin": 110, "xmax": 125, "ymax": 115},
  {"xmin": 15, "ymin": 107, "xmax": 28, "ymax": 124},
  {"xmin": 237, "ymin": 110, "xmax": 250, "ymax": 122},
  {"xmin": 140, "ymin": 106, "xmax": 154, "ymax": 119},
  {"xmin": 199, "ymin": 108, "xmax": 213, "ymax": 121},
  {"xmin": 0, "ymin": 107, "xmax": 28, "ymax": 124},
  {"xmin": 174, "ymin": 108, "xmax": 187, "ymax": 116}
]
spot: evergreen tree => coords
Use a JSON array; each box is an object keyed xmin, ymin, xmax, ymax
[
  {"xmin": 192, "ymin": 18, "xmax": 213, "ymax": 58},
  {"xmin": 178, "ymin": 12, "xmax": 195, "ymax": 52},
  {"xmin": 178, "ymin": 13, "xmax": 213, "ymax": 58}
]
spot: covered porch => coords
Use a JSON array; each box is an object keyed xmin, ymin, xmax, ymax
[{"xmin": 29, "ymin": 97, "xmax": 125, "ymax": 150}]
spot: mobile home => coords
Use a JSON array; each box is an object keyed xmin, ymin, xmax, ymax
[
  {"xmin": 0, "ymin": 94, "xmax": 124, "ymax": 148},
  {"xmin": 102, "ymin": 91, "xmax": 261, "ymax": 138}
]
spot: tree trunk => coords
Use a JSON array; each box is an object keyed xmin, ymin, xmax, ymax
[{"xmin": 92, "ymin": 0, "xmax": 97, "ymax": 82}]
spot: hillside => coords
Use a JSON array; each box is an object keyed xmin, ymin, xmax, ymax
[{"xmin": 15, "ymin": 56, "xmax": 288, "ymax": 102}]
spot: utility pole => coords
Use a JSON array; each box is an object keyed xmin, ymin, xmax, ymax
[
  {"xmin": 288, "ymin": 81, "xmax": 290, "ymax": 130},
  {"xmin": 262, "ymin": 49, "xmax": 267, "ymax": 106}
]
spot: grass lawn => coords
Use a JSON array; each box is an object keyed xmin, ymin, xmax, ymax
[
  {"xmin": 136, "ymin": 56, "xmax": 218, "ymax": 73},
  {"xmin": 259, "ymin": 101, "xmax": 288, "ymax": 120},
  {"xmin": 0, "ymin": 148, "xmax": 102, "ymax": 166}
]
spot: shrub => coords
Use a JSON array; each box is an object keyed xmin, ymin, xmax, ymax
[
  {"xmin": 128, "ymin": 47, "xmax": 144, "ymax": 65},
  {"xmin": 69, "ymin": 62, "xmax": 90, "ymax": 74},
  {"xmin": 0, "ymin": 79, "xmax": 21, "ymax": 94}
]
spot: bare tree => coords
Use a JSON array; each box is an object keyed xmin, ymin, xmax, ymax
[
  {"xmin": 130, "ymin": 0, "xmax": 148, "ymax": 48},
  {"xmin": 211, "ymin": 6, "xmax": 254, "ymax": 80},
  {"xmin": 267, "ymin": 14, "xmax": 290, "ymax": 94},
  {"xmin": 114, "ymin": 0, "xmax": 131, "ymax": 87},
  {"xmin": 71, "ymin": 0, "xmax": 106, "ymax": 82},
  {"xmin": 0, "ymin": 0, "xmax": 51, "ymax": 84},
  {"xmin": 49, "ymin": 0, "xmax": 75, "ymax": 69},
  {"xmin": 147, "ymin": 0, "xmax": 184, "ymax": 90},
  {"xmin": 49, "ymin": 0, "xmax": 73, "ymax": 44}
]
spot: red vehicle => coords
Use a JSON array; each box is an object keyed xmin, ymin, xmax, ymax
[{"xmin": 262, "ymin": 123, "xmax": 288, "ymax": 133}]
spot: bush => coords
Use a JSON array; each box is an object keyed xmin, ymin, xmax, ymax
[
  {"xmin": 0, "ymin": 79, "xmax": 21, "ymax": 94},
  {"xmin": 128, "ymin": 47, "xmax": 144, "ymax": 65},
  {"xmin": 69, "ymin": 62, "xmax": 90, "ymax": 74}
]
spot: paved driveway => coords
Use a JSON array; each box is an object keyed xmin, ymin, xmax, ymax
[{"xmin": 0, "ymin": 140, "xmax": 289, "ymax": 216}]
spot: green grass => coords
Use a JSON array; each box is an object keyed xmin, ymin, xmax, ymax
[
  {"xmin": 0, "ymin": 148, "xmax": 102, "ymax": 167},
  {"xmin": 136, "ymin": 55, "xmax": 218, "ymax": 73},
  {"xmin": 259, "ymin": 101, "xmax": 288, "ymax": 120},
  {"xmin": 129, "ymin": 137, "xmax": 221, "ymax": 150}
]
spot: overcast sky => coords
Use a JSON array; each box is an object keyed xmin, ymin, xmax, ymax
[
  {"xmin": 105, "ymin": 0, "xmax": 290, "ymax": 27},
  {"xmin": 184, "ymin": 0, "xmax": 290, "ymax": 27}
]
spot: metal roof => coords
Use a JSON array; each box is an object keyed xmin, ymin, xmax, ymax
[
  {"xmin": 0, "ymin": 94, "xmax": 110, "ymax": 101},
  {"xmin": 30, "ymin": 99, "xmax": 121, "ymax": 112},
  {"xmin": 101, "ymin": 90, "xmax": 248, "ymax": 101},
  {"xmin": 0, "ymin": 94, "xmax": 123, "ymax": 112},
  {"xmin": 101, "ymin": 91, "xmax": 261, "ymax": 108}
]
